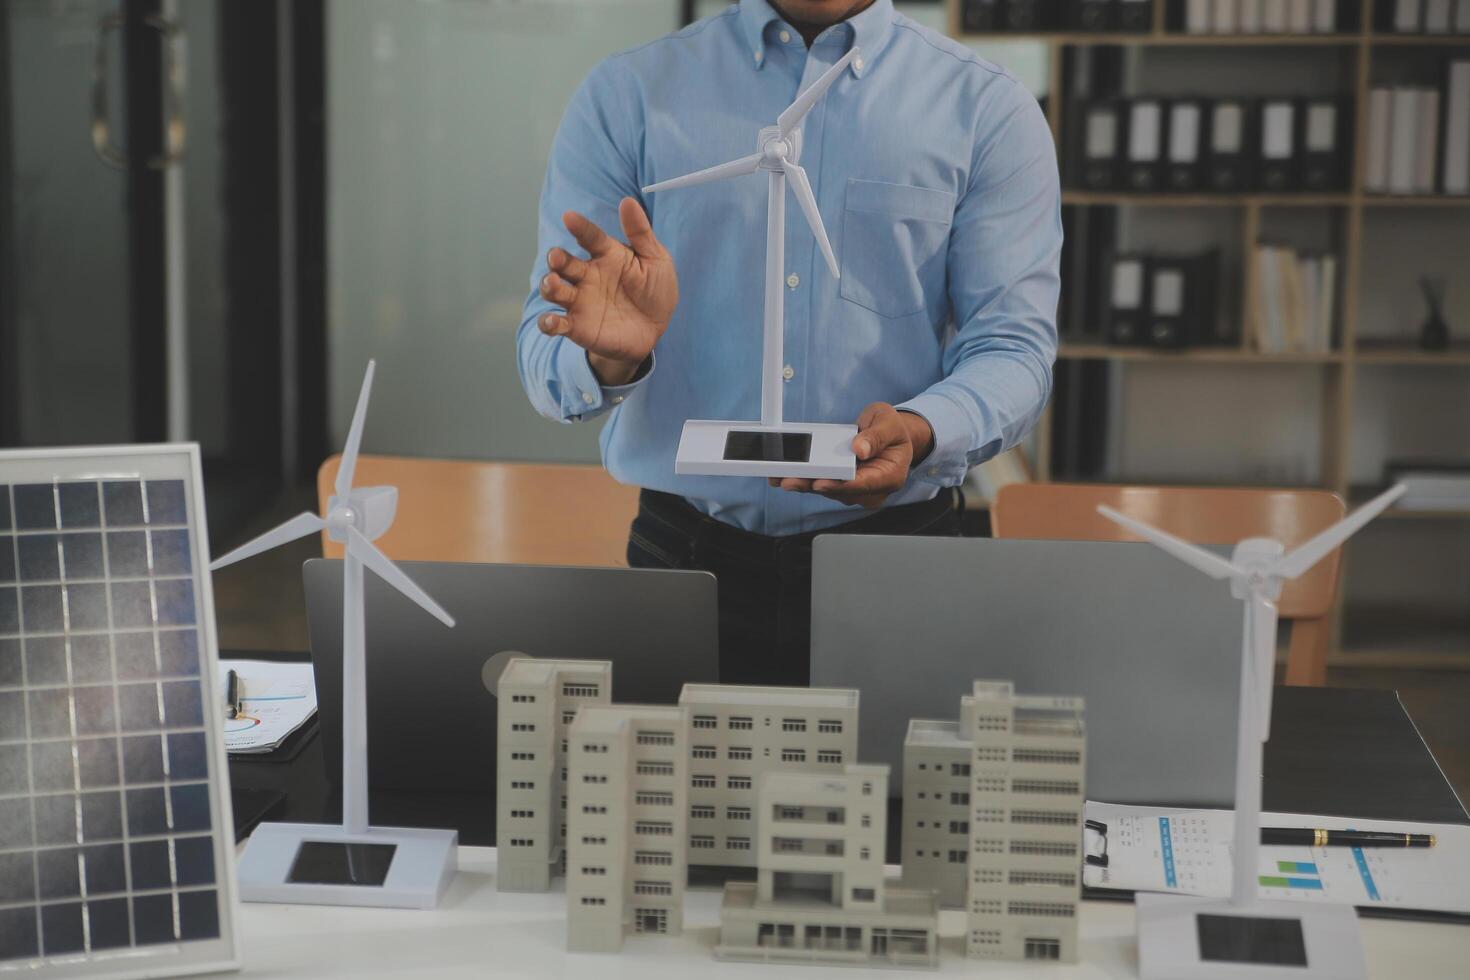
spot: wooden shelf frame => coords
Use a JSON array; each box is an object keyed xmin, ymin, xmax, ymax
[{"xmin": 947, "ymin": 0, "xmax": 1470, "ymax": 665}]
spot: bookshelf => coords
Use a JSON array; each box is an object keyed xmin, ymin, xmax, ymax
[{"xmin": 949, "ymin": 0, "xmax": 1470, "ymax": 669}]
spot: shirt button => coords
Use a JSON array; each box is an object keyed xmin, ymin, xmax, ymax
[
  {"xmin": 786, "ymin": 273, "xmax": 800, "ymax": 288},
  {"xmin": 611, "ymin": 396, "xmax": 624, "ymax": 405},
  {"xmin": 928, "ymin": 467, "xmax": 939, "ymax": 477},
  {"xmin": 854, "ymin": 56, "xmax": 865, "ymax": 71},
  {"xmin": 782, "ymin": 365, "xmax": 795, "ymax": 381},
  {"xmin": 754, "ymin": 49, "xmax": 763, "ymax": 63},
  {"xmin": 779, "ymin": 29, "xmax": 791, "ymax": 43},
  {"xmin": 582, "ymin": 392, "xmax": 595, "ymax": 405}
]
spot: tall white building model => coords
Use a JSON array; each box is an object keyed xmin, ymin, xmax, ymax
[
  {"xmin": 496, "ymin": 658, "xmax": 612, "ymax": 892},
  {"xmin": 900, "ymin": 695, "xmax": 977, "ymax": 908},
  {"xmin": 715, "ymin": 764, "xmax": 940, "ymax": 969},
  {"xmin": 964, "ymin": 680, "xmax": 1086, "ymax": 964},
  {"xmin": 565, "ymin": 703, "xmax": 690, "ymax": 952},
  {"xmin": 678, "ymin": 684, "xmax": 859, "ymax": 868}
]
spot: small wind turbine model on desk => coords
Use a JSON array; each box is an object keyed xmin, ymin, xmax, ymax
[
  {"xmin": 211, "ymin": 361, "xmax": 460, "ymax": 909},
  {"xmin": 1098, "ymin": 483, "xmax": 1407, "ymax": 980},
  {"xmin": 643, "ymin": 47, "xmax": 860, "ymax": 480}
]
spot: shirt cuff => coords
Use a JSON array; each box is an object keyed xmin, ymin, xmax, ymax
[
  {"xmin": 555, "ymin": 342, "xmax": 655, "ymax": 421},
  {"xmin": 896, "ymin": 392, "xmax": 981, "ymax": 488}
]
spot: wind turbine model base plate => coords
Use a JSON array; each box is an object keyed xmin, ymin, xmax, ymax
[
  {"xmin": 237, "ymin": 822, "xmax": 458, "ymax": 910},
  {"xmin": 1136, "ymin": 893, "xmax": 1366, "ymax": 980},
  {"xmin": 676, "ymin": 419, "xmax": 857, "ymax": 480}
]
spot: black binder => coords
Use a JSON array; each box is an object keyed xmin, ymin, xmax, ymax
[
  {"xmin": 1126, "ymin": 99, "xmax": 1166, "ymax": 192},
  {"xmin": 1119, "ymin": 0, "xmax": 1154, "ymax": 31},
  {"xmin": 1166, "ymin": 100, "xmax": 1205, "ymax": 191},
  {"xmin": 1005, "ymin": 0, "xmax": 1051, "ymax": 30},
  {"xmin": 961, "ymin": 0, "xmax": 1003, "ymax": 32},
  {"xmin": 1106, "ymin": 253, "xmax": 1150, "ymax": 346},
  {"xmin": 1260, "ymin": 98, "xmax": 1298, "ymax": 191},
  {"xmin": 1072, "ymin": 0, "xmax": 1116, "ymax": 29},
  {"xmin": 1299, "ymin": 97, "xmax": 1350, "ymax": 191},
  {"xmin": 1147, "ymin": 251, "xmax": 1218, "ymax": 348},
  {"xmin": 1207, "ymin": 99, "xmax": 1256, "ymax": 191},
  {"xmin": 1072, "ymin": 100, "xmax": 1124, "ymax": 189}
]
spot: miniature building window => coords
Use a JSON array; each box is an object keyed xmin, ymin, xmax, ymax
[
  {"xmin": 580, "ymin": 897, "xmax": 606, "ymax": 906},
  {"xmin": 634, "ymin": 850, "xmax": 673, "ymax": 865},
  {"xmin": 691, "ymin": 805, "xmax": 716, "ymax": 819},
  {"xmin": 971, "ymin": 930, "xmax": 1002, "ymax": 946},
  {"xmin": 582, "ymin": 743, "xmax": 608, "ymax": 753},
  {"xmin": 825, "ymin": 841, "xmax": 842, "ymax": 856},
  {"xmin": 511, "ymin": 694, "xmax": 536, "ymax": 703},
  {"xmin": 582, "ymin": 805, "xmax": 607, "ymax": 814},
  {"xmin": 862, "ymin": 782, "xmax": 873, "ymax": 796},
  {"xmin": 917, "ymin": 763, "xmax": 926, "ymax": 771},
  {"xmin": 972, "ymin": 899, "xmax": 1002, "ymax": 915},
  {"xmin": 780, "ymin": 748, "xmax": 806, "ymax": 763},
  {"xmin": 692, "ymin": 714, "xmax": 717, "ymax": 729},
  {"xmin": 580, "ymin": 866, "xmax": 607, "ymax": 876},
  {"xmin": 1025, "ymin": 938, "xmax": 1063, "ymax": 960},
  {"xmin": 778, "ymin": 806, "xmax": 805, "ymax": 820},
  {"xmin": 973, "ymin": 838, "xmax": 1004, "ymax": 854},
  {"xmin": 728, "ymin": 746, "xmax": 753, "ymax": 761},
  {"xmin": 1012, "ymin": 809, "xmax": 1078, "ymax": 826},
  {"xmin": 948, "ymin": 850, "xmax": 967, "ymax": 863},
  {"xmin": 816, "ymin": 749, "xmax": 842, "ymax": 764},
  {"xmin": 509, "ymin": 809, "xmax": 534, "ymax": 819},
  {"xmin": 726, "ymin": 806, "xmax": 752, "ymax": 821},
  {"xmin": 562, "ymin": 683, "xmax": 600, "ymax": 698},
  {"xmin": 1011, "ymin": 840, "xmax": 1078, "ymax": 857},
  {"xmin": 974, "ymin": 808, "xmax": 1003, "ymax": 823},
  {"xmin": 692, "ymin": 746, "xmax": 718, "ymax": 759},
  {"xmin": 890, "ymin": 930, "xmax": 930, "ymax": 956},
  {"xmin": 975, "ymin": 746, "xmax": 1007, "ymax": 762},
  {"xmin": 860, "ymin": 814, "xmax": 871, "ymax": 828},
  {"xmin": 637, "ymin": 731, "xmax": 676, "ymax": 746},
  {"xmin": 949, "ymin": 820, "xmax": 971, "ymax": 834},
  {"xmin": 510, "ymin": 751, "xmax": 535, "ymax": 761},
  {"xmin": 511, "ymin": 723, "xmax": 536, "ymax": 732},
  {"xmin": 1013, "ymin": 748, "xmax": 1081, "ymax": 765},
  {"xmin": 691, "ymin": 835, "xmax": 715, "ymax": 849},
  {"xmin": 975, "ymin": 714, "xmax": 1009, "ymax": 731},
  {"xmin": 510, "ymin": 780, "xmax": 535, "ymax": 790},
  {"xmin": 561, "ymin": 767, "xmax": 568, "ymax": 782},
  {"xmin": 691, "ymin": 775, "xmax": 716, "ymax": 789},
  {"xmin": 1008, "ymin": 901, "xmax": 1075, "ymax": 918},
  {"xmin": 826, "ymin": 809, "xmax": 844, "ymax": 824},
  {"xmin": 634, "ymin": 909, "xmax": 669, "ymax": 935},
  {"xmin": 1012, "ymin": 779, "xmax": 1081, "ymax": 796},
  {"xmin": 817, "ymin": 719, "xmax": 843, "ymax": 734},
  {"xmin": 582, "ymin": 774, "xmax": 608, "ymax": 784},
  {"xmin": 581, "ymin": 835, "xmax": 607, "ymax": 845},
  {"xmin": 975, "ymin": 777, "xmax": 1007, "ymax": 793},
  {"xmin": 509, "ymin": 838, "xmax": 533, "ymax": 847},
  {"xmin": 757, "ymin": 924, "xmax": 799, "ymax": 949},
  {"xmin": 974, "ymin": 869, "xmax": 1003, "ymax": 884},
  {"xmin": 774, "ymin": 838, "xmax": 804, "ymax": 852},
  {"xmin": 637, "ymin": 821, "xmax": 675, "ymax": 837},
  {"xmin": 561, "ymin": 739, "xmax": 568, "ymax": 754},
  {"xmin": 851, "ymin": 887, "xmax": 875, "ymax": 902},
  {"xmin": 727, "ymin": 776, "xmax": 752, "ymax": 790},
  {"xmin": 727, "ymin": 836, "xmax": 751, "ymax": 850},
  {"xmin": 562, "ymin": 711, "xmax": 576, "ymax": 725},
  {"xmin": 635, "ymin": 791, "xmax": 674, "ymax": 806},
  {"xmin": 859, "ymin": 847, "xmax": 870, "ymax": 860},
  {"xmin": 728, "ymin": 716, "xmax": 754, "ymax": 730},
  {"xmin": 636, "ymin": 760, "xmax": 674, "ymax": 776},
  {"xmin": 781, "ymin": 718, "xmax": 807, "ymax": 732},
  {"xmin": 1010, "ymin": 870, "xmax": 1077, "ymax": 887},
  {"xmin": 951, "ymin": 762, "xmax": 971, "ymax": 776},
  {"xmin": 950, "ymin": 791, "xmax": 970, "ymax": 805},
  {"xmin": 634, "ymin": 881, "xmax": 673, "ymax": 896}
]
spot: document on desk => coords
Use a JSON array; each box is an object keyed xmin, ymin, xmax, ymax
[
  {"xmin": 1083, "ymin": 801, "xmax": 1470, "ymax": 916},
  {"xmin": 219, "ymin": 659, "xmax": 318, "ymax": 754}
]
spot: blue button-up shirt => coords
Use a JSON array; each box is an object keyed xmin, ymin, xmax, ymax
[{"xmin": 518, "ymin": 0, "xmax": 1060, "ymax": 536}]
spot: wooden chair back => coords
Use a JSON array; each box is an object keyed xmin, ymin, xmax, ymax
[
  {"xmin": 316, "ymin": 455, "xmax": 639, "ymax": 568},
  {"xmin": 991, "ymin": 483, "xmax": 1347, "ymax": 686}
]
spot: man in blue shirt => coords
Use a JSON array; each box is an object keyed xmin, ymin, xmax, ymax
[{"xmin": 519, "ymin": 0, "xmax": 1060, "ymax": 684}]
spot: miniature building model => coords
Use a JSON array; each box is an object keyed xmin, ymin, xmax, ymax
[
  {"xmin": 678, "ymin": 684, "xmax": 859, "ymax": 868},
  {"xmin": 565, "ymin": 704, "xmax": 690, "ymax": 952},
  {"xmin": 496, "ymin": 658, "xmax": 612, "ymax": 892},
  {"xmin": 900, "ymin": 695, "xmax": 977, "ymax": 908},
  {"xmin": 965, "ymin": 681, "xmax": 1086, "ymax": 964},
  {"xmin": 716, "ymin": 765, "xmax": 940, "ymax": 970}
]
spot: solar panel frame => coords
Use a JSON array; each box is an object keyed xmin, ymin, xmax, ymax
[{"xmin": 0, "ymin": 445, "xmax": 240, "ymax": 979}]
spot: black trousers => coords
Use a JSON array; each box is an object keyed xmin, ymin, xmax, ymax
[{"xmin": 627, "ymin": 489, "xmax": 963, "ymax": 687}]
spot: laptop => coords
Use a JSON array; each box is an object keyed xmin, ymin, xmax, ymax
[
  {"xmin": 303, "ymin": 559, "xmax": 718, "ymax": 838},
  {"xmin": 810, "ymin": 536, "xmax": 1244, "ymax": 807}
]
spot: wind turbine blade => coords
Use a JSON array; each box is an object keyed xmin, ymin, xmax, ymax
[
  {"xmin": 777, "ymin": 47, "xmax": 860, "ymax": 137},
  {"xmin": 1097, "ymin": 505, "xmax": 1244, "ymax": 580},
  {"xmin": 1269, "ymin": 483, "xmax": 1407, "ymax": 580},
  {"xmin": 346, "ymin": 526, "xmax": 456, "ymax": 629},
  {"xmin": 336, "ymin": 360, "xmax": 377, "ymax": 500},
  {"xmin": 208, "ymin": 512, "xmax": 325, "ymax": 571},
  {"xmin": 642, "ymin": 153, "xmax": 762, "ymax": 194},
  {"xmin": 782, "ymin": 161, "xmax": 839, "ymax": 279}
]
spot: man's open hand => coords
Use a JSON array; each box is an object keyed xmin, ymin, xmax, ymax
[
  {"xmin": 770, "ymin": 403, "xmax": 935, "ymax": 508},
  {"xmin": 538, "ymin": 197, "xmax": 678, "ymax": 385}
]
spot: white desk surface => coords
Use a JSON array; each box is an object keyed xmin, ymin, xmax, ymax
[{"xmin": 233, "ymin": 846, "xmax": 1470, "ymax": 979}]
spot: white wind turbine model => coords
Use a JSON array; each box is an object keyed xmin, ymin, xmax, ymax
[
  {"xmin": 211, "ymin": 361, "xmax": 460, "ymax": 909},
  {"xmin": 1099, "ymin": 483, "xmax": 1406, "ymax": 980},
  {"xmin": 643, "ymin": 47, "xmax": 860, "ymax": 480}
]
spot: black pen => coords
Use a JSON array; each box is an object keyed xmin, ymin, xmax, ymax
[
  {"xmin": 1262, "ymin": 828, "xmax": 1436, "ymax": 848},
  {"xmin": 225, "ymin": 669, "xmax": 241, "ymax": 720}
]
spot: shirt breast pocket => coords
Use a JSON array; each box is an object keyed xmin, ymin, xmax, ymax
[{"xmin": 839, "ymin": 178, "xmax": 956, "ymax": 321}]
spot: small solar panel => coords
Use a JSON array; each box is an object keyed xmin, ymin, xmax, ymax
[{"xmin": 0, "ymin": 446, "xmax": 239, "ymax": 978}]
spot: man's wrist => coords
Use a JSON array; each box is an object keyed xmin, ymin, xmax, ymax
[
  {"xmin": 897, "ymin": 410, "xmax": 935, "ymax": 465},
  {"xmin": 588, "ymin": 352, "xmax": 649, "ymax": 387}
]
